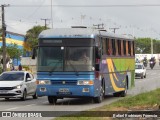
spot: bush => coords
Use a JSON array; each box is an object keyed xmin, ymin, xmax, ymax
[
  {"xmin": 22, "ymin": 65, "xmax": 30, "ymax": 71},
  {"xmin": 0, "ymin": 66, "xmax": 2, "ymax": 74}
]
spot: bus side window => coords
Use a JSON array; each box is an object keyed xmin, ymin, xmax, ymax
[
  {"xmin": 112, "ymin": 39, "xmax": 116, "ymax": 55},
  {"xmin": 102, "ymin": 38, "xmax": 106, "ymax": 55},
  {"xmin": 123, "ymin": 40, "xmax": 126, "ymax": 56},
  {"xmin": 133, "ymin": 41, "xmax": 135, "ymax": 56},
  {"xmin": 128, "ymin": 41, "xmax": 131, "ymax": 56},
  {"xmin": 118, "ymin": 40, "xmax": 121, "ymax": 56}
]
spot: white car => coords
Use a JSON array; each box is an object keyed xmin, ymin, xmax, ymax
[
  {"xmin": 0, "ymin": 71, "xmax": 37, "ymax": 100},
  {"xmin": 135, "ymin": 63, "xmax": 146, "ymax": 79}
]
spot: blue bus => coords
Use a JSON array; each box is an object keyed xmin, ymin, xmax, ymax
[{"xmin": 32, "ymin": 27, "xmax": 135, "ymax": 104}]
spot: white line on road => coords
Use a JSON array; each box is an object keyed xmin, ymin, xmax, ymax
[
  {"xmin": 5, "ymin": 104, "xmax": 36, "ymax": 111},
  {"xmin": 25, "ymin": 104, "xmax": 36, "ymax": 107},
  {"xmin": 6, "ymin": 107, "xmax": 20, "ymax": 111}
]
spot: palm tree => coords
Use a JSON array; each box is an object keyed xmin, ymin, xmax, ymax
[{"xmin": 24, "ymin": 25, "xmax": 48, "ymax": 51}]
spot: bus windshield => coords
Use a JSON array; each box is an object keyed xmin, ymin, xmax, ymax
[{"xmin": 37, "ymin": 47, "xmax": 94, "ymax": 72}]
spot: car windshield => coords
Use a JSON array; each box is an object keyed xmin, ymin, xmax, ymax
[
  {"xmin": 135, "ymin": 65, "xmax": 143, "ymax": 69},
  {"xmin": 0, "ymin": 72, "xmax": 24, "ymax": 81}
]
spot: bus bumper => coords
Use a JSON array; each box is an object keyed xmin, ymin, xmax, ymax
[{"xmin": 36, "ymin": 85, "xmax": 96, "ymax": 97}]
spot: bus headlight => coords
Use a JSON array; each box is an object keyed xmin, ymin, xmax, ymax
[
  {"xmin": 77, "ymin": 80, "xmax": 94, "ymax": 85},
  {"xmin": 37, "ymin": 80, "xmax": 51, "ymax": 85}
]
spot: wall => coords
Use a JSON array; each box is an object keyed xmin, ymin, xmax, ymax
[{"xmin": 0, "ymin": 31, "xmax": 25, "ymax": 67}]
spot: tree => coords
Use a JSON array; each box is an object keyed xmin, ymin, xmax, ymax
[
  {"xmin": 135, "ymin": 38, "xmax": 152, "ymax": 54},
  {"xmin": 135, "ymin": 38, "xmax": 160, "ymax": 54},
  {"xmin": 6, "ymin": 43, "xmax": 23, "ymax": 59},
  {"xmin": 153, "ymin": 40, "xmax": 160, "ymax": 53},
  {"xmin": 24, "ymin": 25, "xmax": 48, "ymax": 51},
  {"xmin": 0, "ymin": 44, "xmax": 22, "ymax": 65},
  {"xmin": 0, "ymin": 28, "xmax": 2, "ymax": 37}
]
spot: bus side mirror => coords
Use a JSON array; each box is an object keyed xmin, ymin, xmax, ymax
[
  {"xmin": 95, "ymin": 47, "xmax": 101, "ymax": 59},
  {"xmin": 32, "ymin": 48, "xmax": 36, "ymax": 59},
  {"xmin": 95, "ymin": 64, "xmax": 99, "ymax": 71}
]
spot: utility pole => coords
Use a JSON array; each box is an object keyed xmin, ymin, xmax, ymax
[
  {"xmin": 41, "ymin": 18, "xmax": 50, "ymax": 29},
  {"xmin": 109, "ymin": 27, "xmax": 119, "ymax": 33},
  {"xmin": 151, "ymin": 38, "xmax": 153, "ymax": 57},
  {"xmin": 1, "ymin": 4, "xmax": 9, "ymax": 72},
  {"xmin": 51, "ymin": 0, "xmax": 53, "ymax": 28}
]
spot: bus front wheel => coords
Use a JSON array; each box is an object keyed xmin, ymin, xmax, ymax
[
  {"xmin": 48, "ymin": 96, "xmax": 57, "ymax": 104},
  {"xmin": 93, "ymin": 85, "xmax": 104, "ymax": 103}
]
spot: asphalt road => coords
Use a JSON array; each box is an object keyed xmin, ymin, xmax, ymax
[{"xmin": 0, "ymin": 63, "xmax": 160, "ymax": 120}]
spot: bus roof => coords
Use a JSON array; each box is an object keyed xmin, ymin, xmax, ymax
[{"xmin": 39, "ymin": 28, "xmax": 134, "ymax": 40}]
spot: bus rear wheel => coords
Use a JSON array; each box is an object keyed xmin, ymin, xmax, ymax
[
  {"xmin": 48, "ymin": 96, "xmax": 57, "ymax": 104},
  {"xmin": 113, "ymin": 80, "xmax": 128, "ymax": 97}
]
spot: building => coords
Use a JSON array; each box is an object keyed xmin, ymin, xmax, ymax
[{"xmin": 0, "ymin": 31, "xmax": 25, "ymax": 67}]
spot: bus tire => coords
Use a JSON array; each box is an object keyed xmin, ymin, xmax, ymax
[
  {"xmin": 32, "ymin": 92, "xmax": 38, "ymax": 99},
  {"xmin": 93, "ymin": 82, "xmax": 105, "ymax": 103},
  {"xmin": 113, "ymin": 77, "xmax": 128, "ymax": 97},
  {"xmin": 48, "ymin": 96, "xmax": 57, "ymax": 104},
  {"xmin": 120, "ymin": 77, "xmax": 128, "ymax": 97},
  {"xmin": 113, "ymin": 92, "xmax": 120, "ymax": 97}
]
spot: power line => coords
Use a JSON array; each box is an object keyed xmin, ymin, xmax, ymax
[
  {"xmin": 25, "ymin": 0, "xmax": 45, "ymax": 20},
  {"xmin": 9, "ymin": 4, "xmax": 160, "ymax": 8}
]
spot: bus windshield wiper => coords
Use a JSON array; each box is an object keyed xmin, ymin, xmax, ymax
[
  {"xmin": 49, "ymin": 60, "xmax": 62, "ymax": 74},
  {"xmin": 67, "ymin": 61, "xmax": 79, "ymax": 76}
]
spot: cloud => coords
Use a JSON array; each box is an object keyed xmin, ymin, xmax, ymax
[{"xmin": 0, "ymin": 0, "xmax": 160, "ymax": 38}]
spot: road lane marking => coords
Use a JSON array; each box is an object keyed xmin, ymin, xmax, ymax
[
  {"xmin": 5, "ymin": 104, "xmax": 36, "ymax": 111},
  {"xmin": 6, "ymin": 107, "xmax": 20, "ymax": 110},
  {"xmin": 25, "ymin": 104, "xmax": 36, "ymax": 107}
]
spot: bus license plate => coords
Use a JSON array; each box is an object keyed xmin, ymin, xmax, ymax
[{"xmin": 59, "ymin": 88, "xmax": 69, "ymax": 93}]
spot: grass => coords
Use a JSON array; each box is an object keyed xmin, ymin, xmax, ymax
[
  {"xmin": 53, "ymin": 88, "xmax": 160, "ymax": 120},
  {"xmin": 104, "ymin": 89, "xmax": 160, "ymax": 110}
]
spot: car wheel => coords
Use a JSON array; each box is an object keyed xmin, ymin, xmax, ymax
[
  {"xmin": 21, "ymin": 90, "xmax": 27, "ymax": 101},
  {"xmin": 141, "ymin": 74, "xmax": 144, "ymax": 79},
  {"xmin": 32, "ymin": 92, "xmax": 38, "ymax": 99},
  {"xmin": 144, "ymin": 73, "xmax": 146, "ymax": 78},
  {"xmin": 48, "ymin": 96, "xmax": 57, "ymax": 104}
]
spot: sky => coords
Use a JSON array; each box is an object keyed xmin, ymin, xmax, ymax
[{"xmin": 0, "ymin": 0, "xmax": 160, "ymax": 39}]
